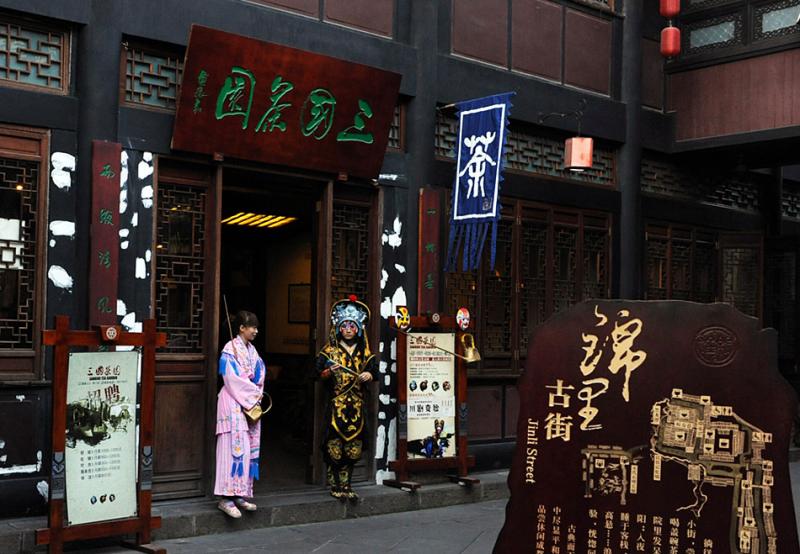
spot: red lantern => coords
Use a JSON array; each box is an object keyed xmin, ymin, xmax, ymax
[
  {"xmin": 564, "ymin": 137, "xmax": 593, "ymax": 172},
  {"xmin": 660, "ymin": 26, "xmax": 681, "ymax": 58},
  {"xmin": 660, "ymin": 0, "xmax": 680, "ymax": 18}
]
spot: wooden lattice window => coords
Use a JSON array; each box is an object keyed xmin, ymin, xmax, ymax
[
  {"xmin": 331, "ymin": 202, "xmax": 371, "ymax": 302},
  {"xmin": 121, "ymin": 40, "xmax": 184, "ymax": 112},
  {"xmin": 435, "ymin": 112, "xmax": 616, "ymax": 187},
  {"xmin": 444, "ymin": 199, "xmax": 611, "ymax": 374},
  {"xmin": 645, "ymin": 223, "xmax": 761, "ymax": 319},
  {"xmin": 386, "ymin": 103, "xmax": 405, "ymax": 151},
  {"xmin": 0, "ymin": 14, "xmax": 69, "ymax": 93},
  {"xmin": 155, "ymin": 181, "xmax": 207, "ymax": 353},
  {"xmin": 0, "ymin": 125, "xmax": 48, "ymax": 379}
]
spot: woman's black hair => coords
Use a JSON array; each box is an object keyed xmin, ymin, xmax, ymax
[{"xmin": 235, "ymin": 310, "xmax": 259, "ymax": 330}]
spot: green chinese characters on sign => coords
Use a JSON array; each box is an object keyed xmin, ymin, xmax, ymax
[
  {"xmin": 193, "ymin": 69, "xmax": 208, "ymax": 114},
  {"xmin": 255, "ymin": 76, "xmax": 294, "ymax": 133},
  {"xmin": 100, "ymin": 164, "xmax": 115, "ymax": 179},
  {"xmin": 99, "ymin": 209, "xmax": 113, "ymax": 225},
  {"xmin": 300, "ymin": 88, "xmax": 336, "ymax": 140},
  {"xmin": 337, "ymin": 99, "xmax": 374, "ymax": 144},
  {"xmin": 96, "ymin": 296, "xmax": 113, "ymax": 314},
  {"xmin": 424, "ymin": 272, "xmax": 435, "ymax": 290},
  {"xmin": 216, "ymin": 67, "xmax": 256, "ymax": 129},
  {"xmin": 425, "ymin": 243, "xmax": 436, "ymax": 254},
  {"xmin": 98, "ymin": 250, "xmax": 111, "ymax": 269}
]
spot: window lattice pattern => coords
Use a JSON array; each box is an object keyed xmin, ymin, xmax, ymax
[
  {"xmin": 552, "ymin": 226, "xmax": 578, "ymax": 316},
  {"xmin": 765, "ymin": 249, "xmax": 796, "ymax": 360},
  {"xmin": 645, "ymin": 235, "xmax": 669, "ymax": 300},
  {"xmin": 782, "ymin": 181, "xmax": 800, "ymax": 219},
  {"xmin": 686, "ymin": 15, "xmax": 743, "ymax": 53},
  {"xmin": 755, "ymin": 1, "xmax": 800, "ymax": 40},
  {"xmin": 483, "ymin": 219, "xmax": 514, "ymax": 356},
  {"xmin": 641, "ymin": 156, "xmax": 760, "ymax": 212},
  {"xmin": 443, "ymin": 271, "xmax": 477, "ymax": 320},
  {"xmin": 0, "ymin": 18, "xmax": 67, "ymax": 91},
  {"xmin": 645, "ymin": 225, "xmax": 718, "ymax": 304},
  {"xmin": 582, "ymin": 227, "xmax": 609, "ymax": 301},
  {"xmin": 331, "ymin": 203, "xmax": 370, "ymax": 302},
  {"xmin": 0, "ymin": 158, "xmax": 38, "ymax": 349},
  {"xmin": 124, "ymin": 44, "xmax": 184, "ymax": 111},
  {"xmin": 720, "ymin": 246, "xmax": 760, "ymax": 317},
  {"xmin": 435, "ymin": 113, "xmax": 616, "ymax": 187},
  {"xmin": 519, "ymin": 219, "xmax": 547, "ymax": 354},
  {"xmin": 387, "ymin": 105, "xmax": 402, "ymax": 150},
  {"xmin": 155, "ymin": 184, "xmax": 206, "ymax": 353}
]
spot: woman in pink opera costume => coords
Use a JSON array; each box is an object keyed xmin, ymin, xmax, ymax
[{"xmin": 215, "ymin": 310, "xmax": 265, "ymax": 518}]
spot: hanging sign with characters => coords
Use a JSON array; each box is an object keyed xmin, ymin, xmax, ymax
[
  {"xmin": 172, "ymin": 25, "xmax": 401, "ymax": 179},
  {"xmin": 406, "ymin": 332, "xmax": 457, "ymax": 459},
  {"xmin": 64, "ymin": 351, "xmax": 139, "ymax": 526},
  {"xmin": 445, "ymin": 92, "xmax": 514, "ymax": 272}
]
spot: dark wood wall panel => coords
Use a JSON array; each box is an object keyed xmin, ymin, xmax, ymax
[
  {"xmin": 153, "ymin": 381, "xmax": 206, "ymax": 475},
  {"xmin": 452, "ymin": 0, "xmax": 508, "ymax": 67},
  {"xmin": 670, "ymin": 49, "xmax": 800, "ymax": 141},
  {"xmin": 325, "ymin": 0, "xmax": 393, "ymax": 37},
  {"xmin": 564, "ymin": 9, "xmax": 611, "ymax": 94},
  {"xmin": 512, "ymin": 0, "xmax": 563, "ymax": 81},
  {"xmin": 641, "ymin": 38, "xmax": 663, "ymax": 110},
  {"xmin": 254, "ymin": 0, "xmax": 319, "ymax": 17},
  {"xmin": 467, "ymin": 385, "xmax": 503, "ymax": 440}
]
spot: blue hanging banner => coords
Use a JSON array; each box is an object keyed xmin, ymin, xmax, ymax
[{"xmin": 445, "ymin": 92, "xmax": 514, "ymax": 272}]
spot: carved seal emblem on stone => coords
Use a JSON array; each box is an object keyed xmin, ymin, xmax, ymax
[{"xmin": 693, "ymin": 326, "xmax": 738, "ymax": 367}]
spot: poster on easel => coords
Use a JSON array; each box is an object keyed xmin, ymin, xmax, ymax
[
  {"xmin": 64, "ymin": 351, "xmax": 139, "ymax": 526},
  {"xmin": 406, "ymin": 332, "xmax": 457, "ymax": 459}
]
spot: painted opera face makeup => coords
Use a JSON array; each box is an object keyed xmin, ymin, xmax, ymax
[{"xmin": 339, "ymin": 320, "xmax": 358, "ymax": 340}]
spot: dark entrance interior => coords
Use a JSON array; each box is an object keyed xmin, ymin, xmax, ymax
[{"xmin": 220, "ymin": 168, "xmax": 318, "ymax": 491}]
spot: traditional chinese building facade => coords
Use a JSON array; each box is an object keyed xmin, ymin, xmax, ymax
[{"xmin": 0, "ymin": 0, "xmax": 799, "ymax": 520}]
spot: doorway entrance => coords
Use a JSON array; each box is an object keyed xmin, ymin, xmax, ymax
[{"xmin": 220, "ymin": 168, "xmax": 319, "ymax": 491}]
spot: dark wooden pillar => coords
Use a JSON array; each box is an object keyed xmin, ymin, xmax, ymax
[
  {"xmin": 75, "ymin": 0, "xmax": 124, "ymax": 328},
  {"xmin": 619, "ymin": 0, "xmax": 644, "ymax": 299}
]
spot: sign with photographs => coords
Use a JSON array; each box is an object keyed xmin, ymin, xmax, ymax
[
  {"xmin": 65, "ymin": 351, "xmax": 139, "ymax": 526},
  {"xmin": 406, "ymin": 332, "xmax": 456, "ymax": 459},
  {"xmin": 495, "ymin": 301, "xmax": 800, "ymax": 553}
]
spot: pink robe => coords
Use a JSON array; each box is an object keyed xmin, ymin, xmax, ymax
[{"xmin": 214, "ymin": 337, "xmax": 265, "ymax": 497}]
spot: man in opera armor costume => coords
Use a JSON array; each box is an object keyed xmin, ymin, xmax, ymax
[{"xmin": 316, "ymin": 295, "xmax": 377, "ymax": 500}]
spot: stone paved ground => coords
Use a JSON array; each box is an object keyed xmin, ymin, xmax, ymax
[
  {"xmin": 65, "ymin": 461, "xmax": 800, "ymax": 553},
  {"xmin": 93, "ymin": 498, "xmax": 506, "ymax": 553}
]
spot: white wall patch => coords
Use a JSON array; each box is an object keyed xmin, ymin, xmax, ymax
[
  {"xmin": 117, "ymin": 299, "xmax": 127, "ymax": 317},
  {"xmin": 49, "ymin": 239, "xmax": 55, "ymax": 247},
  {"xmin": 120, "ymin": 150, "xmax": 129, "ymax": 214},
  {"xmin": 48, "ymin": 266, "xmax": 73, "ymax": 291},
  {"xmin": 374, "ymin": 424, "xmax": 386, "ymax": 460},
  {"xmin": 379, "ymin": 394, "xmax": 391, "ymax": 405},
  {"xmin": 380, "ymin": 269, "xmax": 389, "ymax": 290},
  {"xmin": 145, "ymin": 249, "xmax": 152, "ymax": 262},
  {"xmin": 140, "ymin": 185, "xmax": 154, "ymax": 209},
  {"xmin": 131, "ymin": 212, "xmax": 138, "ymax": 227},
  {"xmin": 36, "ymin": 480, "xmax": 49, "ymax": 500},
  {"xmin": 394, "ymin": 264, "xmax": 406, "ymax": 273},
  {"xmin": 49, "ymin": 220, "xmax": 75, "ymax": 238},
  {"xmin": 51, "ymin": 152, "xmax": 75, "ymax": 191},
  {"xmin": 381, "ymin": 216, "xmax": 403, "ymax": 248},
  {"xmin": 138, "ymin": 155, "xmax": 154, "ymax": 180},
  {"xmin": 135, "ymin": 257, "xmax": 147, "ymax": 279}
]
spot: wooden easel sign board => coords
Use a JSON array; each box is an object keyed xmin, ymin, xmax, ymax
[
  {"xmin": 36, "ymin": 316, "xmax": 166, "ymax": 554},
  {"xmin": 64, "ymin": 351, "xmax": 139, "ymax": 526},
  {"xmin": 385, "ymin": 315, "xmax": 478, "ymax": 491}
]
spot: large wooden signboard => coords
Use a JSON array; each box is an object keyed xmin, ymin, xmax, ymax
[
  {"xmin": 172, "ymin": 25, "xmax": 402, "ymax": 179},
  {"xmin": 495, "ymin": 301, "xmax": 800, "ymax": 554},
  {"xmin": 386, "ymin": 315, "xmax": 477, "ymax": 490},
  {"xmin": 36, "ymin": 317, "xmax": 167, "ymax": 554}
]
